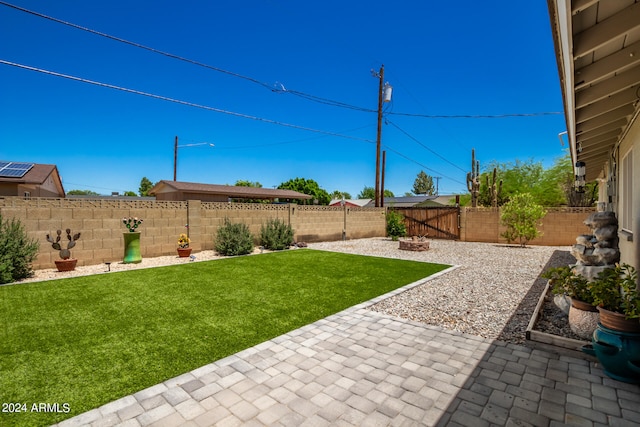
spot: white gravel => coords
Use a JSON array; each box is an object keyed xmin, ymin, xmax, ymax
[
  {"xmin": 13, "ymin": 238, "xmax": 571, "ymax": 344},
  {"xmin": 309, "ymin": 238, "xmax": 572, "ymax": 344}
]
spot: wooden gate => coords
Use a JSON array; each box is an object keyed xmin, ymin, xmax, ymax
[{"xmin": 391, "ymin": 206, "xmax": 460, "ymax": 240}]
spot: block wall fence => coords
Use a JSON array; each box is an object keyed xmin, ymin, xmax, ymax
[
  {"xmin": 0, "ymin": 198, "xmax": 386, "ymax": 269},
  {"xmin": 459, "ymin": 207, "xmax": 595, "ymax": 246},
  {"xmin": 0, "ymin": 198, "xmax": 595, "ymax": 270}
]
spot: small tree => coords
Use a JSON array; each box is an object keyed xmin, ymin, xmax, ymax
[
  {"xmin": 500, "ymin": 193, "xmax": 546, "ymax": 247},
  {"xmin": 330, "ymin": 190, "xmax": 352, "ymax": 200},
  {"xmin": 412, "ymin": 171, "xmax": 435, "ymax": 195},
  {"xmin": 278, "ymin": 177, "xmax": 331, "ymax": 205},
  {"xmin": 357, "ymin": 186, "xmax": 394, "ymax": 199},
  {"xmin": 139, "ymin": 177, "xmax": 154, "ymax": 197},
  {"xmin": 386, "ymin": 210, "xmax": 407, "ymax": 241}
]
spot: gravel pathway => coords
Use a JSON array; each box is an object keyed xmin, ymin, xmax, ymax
[
  {"xmin": 309, "ymin": 238, "xmax": 572, "ymax": 345},
  {"xmin": 14, "ymin": 238, "xmax": 571, "ymax": 345}
]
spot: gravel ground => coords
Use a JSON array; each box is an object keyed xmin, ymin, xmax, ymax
[
  {"xmin": 13, "ymin": 238, "xmax": 573, "ymax": 345},
  {"xmin": 310, "ymin": 238, "xmax": 574, "ymax": 345}
]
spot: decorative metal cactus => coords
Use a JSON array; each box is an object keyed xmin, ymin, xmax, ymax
[
  {"xmin": 466, "ymin": 148, "xmax": 480, "ymax": 207},
  {"xmin": 486, "ymin": 167, "xmax": 503, "ymax": 208},
  {"xmin": 46, "ymin": 229, "xmax": 81, "ymax": 260}
]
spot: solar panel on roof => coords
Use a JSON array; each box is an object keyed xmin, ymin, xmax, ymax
[{"xmin": 0, "ymin": 162, "xmax": 34, "ymax": 178}]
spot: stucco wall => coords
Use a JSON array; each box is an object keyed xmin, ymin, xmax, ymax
[{"xmin": 616, "ymin": 116, "xmax": 639, "ymax": 269}]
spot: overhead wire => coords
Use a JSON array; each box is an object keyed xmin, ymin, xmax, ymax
[
  {"xmin": 0, "ymin": 1, "xmax": 563, "ymax": 119},
  {"xmin": 0, "ymin": 0, "xmax": 562, "ymax": 194},
  {"xmin": 0, "ymin": 1, "xmax": 275, "ymax": 91},
  {"xmin": 381, "ymin": 144, "xmax": 466, "ymax": 186},
  {"xmin": 386, "ymin": 120, "xmax": 467, "ymax": 173},
  {"xmin": 0, "ymin": 59, "xmax": 376, "ymax": 144}
]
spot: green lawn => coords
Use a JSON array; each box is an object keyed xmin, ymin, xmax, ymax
[{"xmin": 0, "ymin": 249, "xmax": 448, "ymax": 426}]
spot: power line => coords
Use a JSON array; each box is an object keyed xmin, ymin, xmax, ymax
[
  {"xmin": 0, "ymin": 1, "xmax": 275, "ymax": 91},
  {"xmin": 0, "ymin": 59, "xmax": 376, "ymax": 144},
  {"xmin": 381, "ymin": 144, "xmax": 466, "ymax": 186},
  {"xmin": 386, "ymin": 120, "xmax": 467, "ymax": 173},
  {"xmin": 0, "ymin": 1, "xmax": 564, "ymax": 120}
]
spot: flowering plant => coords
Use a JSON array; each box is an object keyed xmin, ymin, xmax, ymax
[
  {"xmin": 178, "ymin": 233, "xmax": 190, "ymax": 249},
  {"xmin": 122, "ymin": 217, "xmax": 143, "ymax": 232}
]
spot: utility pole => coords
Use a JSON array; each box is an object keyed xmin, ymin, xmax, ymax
[
  {"xmin": 381, "ymin": 151, "xmax": 386, "ymax": 207},
  {"xmin": 173, "ymin": 136, "xmax": 214, "ymax": 181},
  {"xmin": 375, "ymin": 65, "xmax": 384, "ymax": 208},
  {"xmin": 434, "ymin": 176, "xmax": 442, "ymax": 195},
  {"xmin": 173, "ymin": 136, "xmax": 178, "ymax": 181},
  {"xmin": 373, "ymin": 65, "xmax": 392, "ymax": 207}
]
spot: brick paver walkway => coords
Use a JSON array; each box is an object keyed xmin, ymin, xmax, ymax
[{"xmin": 54, "ymin": 303, "xmax": 640, "ymax": 426}]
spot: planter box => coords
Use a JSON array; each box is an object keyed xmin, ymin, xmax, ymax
[{"xmin": 525, "ymin": 281, "xmax": 596, "ymax": 360}]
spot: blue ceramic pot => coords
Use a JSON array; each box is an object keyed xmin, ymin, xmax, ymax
[{"xmin": 582, "ymin": 323, "xmax": 640, "ymax": 384}]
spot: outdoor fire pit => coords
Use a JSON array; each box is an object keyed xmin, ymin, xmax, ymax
[{"xmin": 399, "ymin": 236, "xmax": 430, "ymax": 251}]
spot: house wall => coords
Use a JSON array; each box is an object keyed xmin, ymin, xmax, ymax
[{"xmin": 616, "ymin": 116, "xmax": 640, "ymax": 270}]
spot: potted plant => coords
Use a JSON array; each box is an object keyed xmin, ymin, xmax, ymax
[
  {"xmin": 46, "ymin": 229, "xmax": 81, "ymax": 272},
  {"xmin": 542, "ymin": 265, "xmax": 598, "ymax": 339},
  {"xmin": 177, "ymin": 233, "xmax": 191, "ymax": 257},
  {"xmin": 589, "ymin": 264, "xmax": 640, "ymax": 332},
  {"xmin": 122, "ymin": 217, "xmax": 143, "ymax": 264},
  {"xmin": 582, "ymin": 263, "xmax": 640, "ymax": 384}
]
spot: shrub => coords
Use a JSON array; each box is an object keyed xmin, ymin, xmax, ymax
[
  {"xmin": 215, "ymin": 218, "xmax": 254, "ymax": 256},
  {"xmin": 500, "ymin": 193, "xmax": 546, "ymax": 247},
  {"xmin": 260, "ymin": 218, "xmax": 294, "ymax": 250},
  {"xmin": 0, "ymin": 214, "xmax": 39, "ymax": 284},
  {"xmin": 386, "ymin": 210, "xmax": 407, "ymax": 241}
]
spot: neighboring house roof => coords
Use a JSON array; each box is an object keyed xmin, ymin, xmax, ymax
[
  {"xmin": 0, "ymin": 162, "xmax": 65, "ymax": 196},
  {"xmin": 329, "ymin": 198, "xmax": 372, "ymax": 207},
  {"xmin": 365, "ymin": 195, "xmax": 438, "ymax": 208},
  {"xmin": 415, "ymin": 200, "xmax": 445, "ymax": 207},
  {"xmin": 547, "ymin": 0, "xmax": 640, "ymax": 181},
  {"xmin": 149, "ymin": 180, "xmax": 312, "ymax": 200}
]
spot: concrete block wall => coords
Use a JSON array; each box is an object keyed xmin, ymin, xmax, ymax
[
  {"xmin": 346, "ymin": 207, "xmax": 387, "ymax": 239},
  {"xmin": 0, "ymin": 197, "xmax": 596, "ymax": 271},
  {"xmin": 0, "ymin": 198, "xmax": 386, "ymax": 269},
  {"xmin": 460, "ymin": 207, "xmax": 595, "ymax": 246}
]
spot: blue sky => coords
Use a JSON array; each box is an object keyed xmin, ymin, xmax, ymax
[{"xmin": 0, "ymin": 1, "xmax": 567, "ymax": 197}]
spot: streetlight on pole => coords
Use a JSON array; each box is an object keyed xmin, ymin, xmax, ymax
[
  {"xmin": 372, "ymin": 65, "xmax": 392, "ymax": 207},
  {"xmin": 173, "ymin": 136, "xmax": 214, "ymax": 181}
]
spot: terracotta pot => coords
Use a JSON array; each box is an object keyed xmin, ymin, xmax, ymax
[
  {"xmin": 597, "ymin": 307, "xmax": 640, "ymax": 333},
  {"xmin": 177, "ymin": 247, "xmax": 192, "ymax": 258},
  {"xmin": 55, "ymin": 258, "xmax": 77, "ymax": 272}
]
